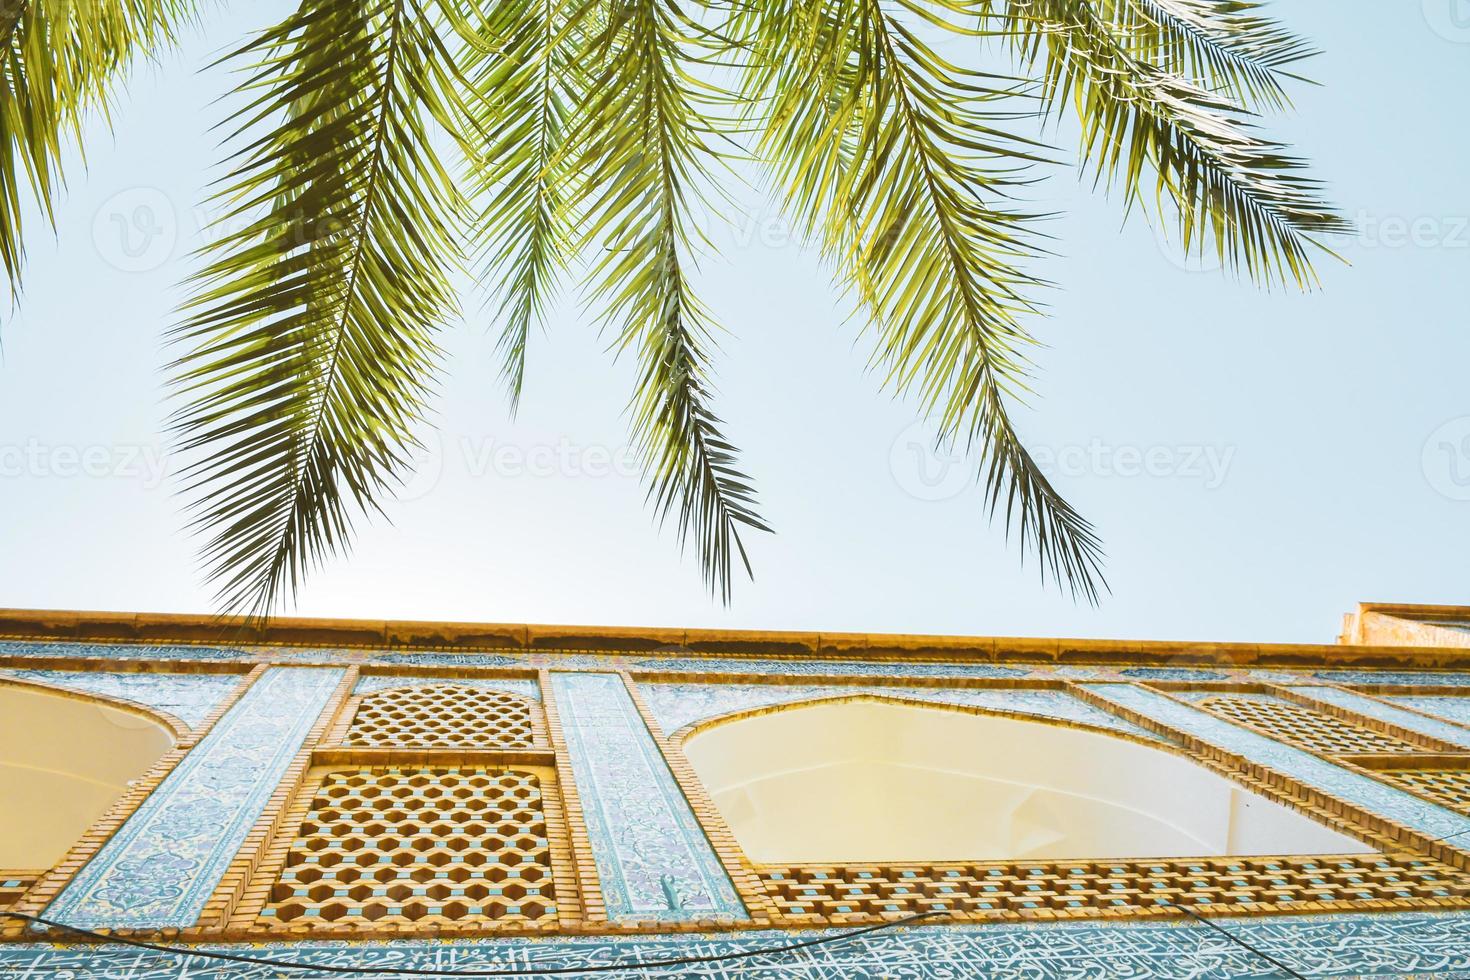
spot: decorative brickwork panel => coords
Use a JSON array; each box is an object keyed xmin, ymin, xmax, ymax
[
  {"xmin": 0, "ymin": 875, "xmax": 37, "ymax": 911},
  {"xmin": 258, "ymin": 767, "xmax": 557, "ymax": 928},
  {"xmin": 1196, "ymin": 695, "xmax": 1424, "ymax": 756},
  {"xmin": 346, "ymin": 684, "xmax": 541, "ymax": 749},
  {"xmin": 1377, "ymin": 769, "xmax": 1470, "ymax": 813},
  {"xmin": 758, "ymin": 855, "xmax": 1470, "ymax": 923}
]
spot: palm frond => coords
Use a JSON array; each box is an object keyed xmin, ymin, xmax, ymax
[
  {"xmin": 741, "ymin": 0, "xmax": 1106, "ymax": 601},
  {"xmin": 569, "ymin": 0, "xmax": 769, "ymax": 602},
  {"xmin": 981, "ymin": 0, "xmax": 1348, "ymax": 287},
  {"xmin": 462, "ymin": 0, "xmax": 586, "ymax": 412},
  {"xmin": 167, "ymin": 0, "xmax": 470, "ymax": 618},
  {"xmin": 1103, "ymin": 0, "xmax": 1318, "ymax": 109},
  {"xmin": 0, "ymin": 0, "xmax": 191, "ymax": 302}
]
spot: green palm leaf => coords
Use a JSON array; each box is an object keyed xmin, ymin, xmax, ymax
[
  {"xmin": 167, "ymin": 0, "xmax": 471, "ymax": 617},
  {"xmin": 980, "ymin": 0, "xmax": 1349, "ymax": 286},
  {"xmin": 462, "ymin": 0, "xmax": 586, "ymax": 412},
  {"xmin": 568, "ymin": 0, "xmax": 770, "ymax": 602},
  {"xmin": 1, "ymin": 0, "xmax": 191, "ymax": 302},
  {"xmin": 741, "ymin": 0, "xmax": 1106, "ymax": 600}
]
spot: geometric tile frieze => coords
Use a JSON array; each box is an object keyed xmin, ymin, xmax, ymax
[
  {"xmin": 1193, "ymin": 694, "xmax": 1427, "ymax": 756},
  {"xmin": 1390, "ymin": 696, "xmax": 1470, "ymax": 729},
  {"xmin": 758, "ymin": 854, "xmax": 1470, "ymax": 923},
  {"xmin": 41, "ymin": 668, "xmax": 346, "ymax": 930},
  {"xmin": 548, "ymin": 672, "xmax": 745, "ymax": 923},
  {"xmin": 352, "ymin": 675, "xmax": 540, "ymax": 701},
  {"xmin": 1287, "ymin": 687, "xmax": 1470, "ymax": 749},
  {"xmin": 1083, "ymin": 684, "xmax": 1470, "ymax": 843},
  {"xmin": 345, "ymin": 684, "xmax": 542, "ymax": 750},
  {"xmin": 257, "ymin": 767, "xmax": 557, "ymax": 929}
]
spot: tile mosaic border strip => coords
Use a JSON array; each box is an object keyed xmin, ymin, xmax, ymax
[
  {"xmin": 43, "ymin": 668, "xmax": 346, "ymax": 930},
  {"xmin": 547, "ymin": 672, "xmax": 745, "ymax": 923},
  {"xmin": 9, "ymin": 910, "xmax": 1470, "ymax": 977},
  {"xmin": 1287, "ymin": 687, "xmax": 1470, "ymax": 749},
  {"xmin": 0, "ymin": 669, "xmax": 243, "ymax": 729}
]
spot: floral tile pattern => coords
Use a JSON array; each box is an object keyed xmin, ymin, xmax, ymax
[
  {"xmin": 352, "ymin": 675, "xmax": 540, "ymax": 700},
  {"xmin": 1119, "ymin": 667, "xmax": 1231, "ymax": 681},
  {"xmin": 1288, "ymin": 687, "xmax": 1470, "ymax": 748},
  {"xmin": 0, "ymin": 640, "xmax": 251, "ymax": 663},
  {"xmin": 1083, "ymin": 684, "xmax": 1470, "ymax": 842},
  {"xmin": 1315, "ymin": 670, "xmax": 1470, "ymax": 688},
  {"xmin": 43, "ymin": 667, "xmax": 346, "ymax": 930},
  {"xmin": 548, "ymin": 672, "xmax": 745, "ymax": 923},
  {"xmin": 10, "ymin": 910, "xmax": 1470, "ymax": 977},
  {"xmin": 624, "ymin": 657, "xmax": 1030, "ymax": 679},
  {"xmin": 639, "ymin": 682, "xmax": 1164, "ymax": 742},
  {"xmin": 0, "ymin": 669, "xmax": 242, "ymax": 729}
]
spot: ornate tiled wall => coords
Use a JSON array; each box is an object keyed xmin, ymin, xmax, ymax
[
  {"xmin": 42, "ymin": 668, "xmax": 345, "ymax": 929},
  {"xmin": 13, "ymin": 626, "xmax": 1470, "ymax": 976}
]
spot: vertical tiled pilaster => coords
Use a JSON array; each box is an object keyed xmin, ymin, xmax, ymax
[
  {"xmin": 539, "ymin": 669, "xmax": 601, "ymax": 925},
  {"xmin": 199, "ymin": 667, "xmax": 358, "ymax": 929},
  {"xmin": 548, "ymin": 672, "xmax": 745, "ymax": 925},
  {"xmin": 0, "ymin": 666, "xmax": 265, "ymax": 939},
  {"xmin": 620, "ymin": 673, "xmax": 777, "ymax": 924},
  {"xmin": 40, "ymin": 667, "xmax": 346, "ymax": 931}
]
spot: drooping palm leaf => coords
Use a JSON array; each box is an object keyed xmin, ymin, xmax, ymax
[
  {"xmin": 740, "ymin": 0, "xmax": 1106, "ymax": 600},
  {"xmin": 0, "ymin": 0, "xmax": 192, "ymax": 302},
  {"xmin": 568, "ymin": 0, "xmax": 770, "ymax": 602},
  {"xmin": 979, "ymin": 0, "xmax": 1349, "ymax": 286},
  {"xmin": 167, "ymin": 0, "xmax": 471, "ymax": 617},
  {"xmin": 462, "ymin": 0, "xmax": 586, "ymax": 412}
]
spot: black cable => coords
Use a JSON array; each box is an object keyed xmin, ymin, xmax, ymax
[
  {"xmin": 1162, "ymin": 903, "xmax": 1309, "ymax": 980},
  {"xmin": 0, "ymin": 909, "xmax": 944, "ymax": 977}
]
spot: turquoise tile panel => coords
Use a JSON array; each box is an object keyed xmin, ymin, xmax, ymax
[
  {"xmin": 549, "ymin": 672, "xmax": 744, "ymax": 922},
  {"xmin": 43, "ymin": 667, "xmax": 345, "ymax": 929}
]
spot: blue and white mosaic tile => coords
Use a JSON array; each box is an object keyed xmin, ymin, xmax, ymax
[
  {"xmin": 0, "ymin": 640, "xmax": 251, "ymax": 663},
  {"xmin": 548, "ymin": 672, "xmax": 744, "ymax": 923},
  {"xmin": 1288, "ymin": 687, "xmax": 1470, "ymax": 748},
  {"xmin": 364, "ymin": 651, "xmax": 525, "ymax": 668},
  {"xmin": 1315, "ymin": 670, "xmax": 1470, "ymax": 688},
  {"xmin": 1119, "ymin": 666, "xmax": 1232, "ymax": 681},
  {"xmin": 11, "ymin": 911, "xmax": 1470, "ymax": 977},
  {"xmin": 639, "ymin": 682, "xmax": 1163, "ymax": 742},
  {"xmin": 625, "ymin": 656, "xmax": 1031, "ymax": 679},
  {"xmin": 352, "ymin": 675, "xmax": 540, "ymax": 700},
  {"xmin": 44, "ymin": 667, "xmax": 346, "ymax": 930},
  {"xmin": 0, "ymin": 669, "xmax": 242, "ymax": 729},
  {"xmin": 1083, "ymin": 684, "xmax": 1470, "ymax": 843},
  {"xmin": 1385, "ymin": 696, "xmax": 1470, "ymax": 729}
]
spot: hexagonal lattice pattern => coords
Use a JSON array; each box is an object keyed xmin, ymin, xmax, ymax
[
  {"xmin": 1377, "ymin": 768, "xmax": 1470, "ymax": 812},
  {"xmin": 1197, "ymin": 696, "xmax": 1425, "ymax": 756},
  {"xmin": 259, "ymin": 767, "xmax": 557, "ymax": 927},
  {"xmin": 759, "ymin": 855, "xmax": 1470, "ymax": 923},
  {"xmin": 347, "ymin": 684, "xmax": 540, "ymax": 749}
]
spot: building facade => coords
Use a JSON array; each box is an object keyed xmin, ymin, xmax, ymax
[{"xmin": 2, "ymin": 603, "xmax": 1470, "ymax": 977}]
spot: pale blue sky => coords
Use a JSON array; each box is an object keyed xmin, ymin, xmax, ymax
[{"xmin": 0, "ymin": 1, "xmax": 1466, "ymax": 643}]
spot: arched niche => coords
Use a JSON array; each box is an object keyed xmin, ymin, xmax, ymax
[
  {"xmin": 682, "ymin": 698, "xmax": 1371, "ymax": 863},
  {"xmin": 0, "ymin": 683, "xmax": 175, "ymax": 868}
]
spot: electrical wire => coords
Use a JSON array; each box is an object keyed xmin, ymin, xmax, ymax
[
  {"xmin": 0, "ymin": 909, "xmax": 943, "ymax": 977},
  {"xmin": 1162, "ymin": 903, "xmax": 1308, "ymax": 980}
]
